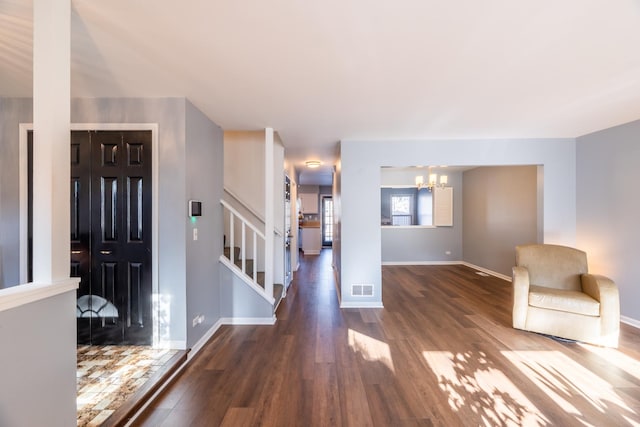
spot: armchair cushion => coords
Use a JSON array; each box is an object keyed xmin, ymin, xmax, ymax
[
  {"xmin": 528, "ymin": 285, "xmax": 600, "ymax": 316},
  {"xmin": 516, "ymin": 244, "xmax": 587, "ymax": 291}
]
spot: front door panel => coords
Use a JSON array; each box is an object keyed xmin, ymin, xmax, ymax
[{"xmin": 76, "ymin": 130, "xmax": 152, "ymax": 345}]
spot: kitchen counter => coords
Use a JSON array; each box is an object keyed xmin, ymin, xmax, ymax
[
  {"xmin": 300, "ymin": 225, "xmax": 321, "ymax": 254},
  {"xmin": 299, "ymin": 220, "xmax": 320, "ymax": 228}
]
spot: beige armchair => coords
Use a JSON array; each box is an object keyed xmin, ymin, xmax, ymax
[{"xmin": 512, "ymin": 244, "xmax": 619, "ymax": 347}]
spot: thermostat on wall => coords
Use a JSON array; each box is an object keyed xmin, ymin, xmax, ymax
[{"xmin": 189, "ymin": 200, "xmax": 202, "ymax": 217}]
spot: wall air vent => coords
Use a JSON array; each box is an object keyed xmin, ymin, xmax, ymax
[{"xmin": 351, "ymin": 284, "xmax": 374, "ymax": 297}]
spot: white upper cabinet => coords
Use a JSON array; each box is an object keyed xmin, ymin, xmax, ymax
[{"xmin": 299, "ymin": 193, "xmax": 318, "ymax": 214}]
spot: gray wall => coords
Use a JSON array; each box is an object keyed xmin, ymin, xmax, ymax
[
  {"xmin": 72, "ymin": 97, "xmax": 190, "ymax": 347},
  {"xmin": 463, "ymin": 166, "xmax": 540, "ymax": 276},
  {"xmin": 0, "ymin": 97, "xmax": 226, "ymax": 347},
  {"xmin": 381, "ymin": 171, "xmax": 463, "ymax": 263},
  {"xmin": 338, "ymin": 138, "xmax": 576, "ymax": 307},
  {"xmin": 219, "ymin": 264, "xmax": 274, "ymax": 319},
  {"xmin": 0, "ymin": 291, "xmax": 77, "ymax": 427},
  {"xmin": 0, "ymin": 98, "xmax": 32, "ymax": 288},
  {"xmin": 223, "ymin": 131, "xmax": 266, "ymax": 216},
  {"xmin": 577, "ymin": 119, "xmax": 640, "ymax": 322},
  {"xmin": 185, "ymin": 100, "xmax": 224, "ymax": 348}
]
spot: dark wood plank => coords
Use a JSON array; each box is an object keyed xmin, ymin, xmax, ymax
[{"xmin": 133, "ymin": 252, "xmax": 640, "ymax": 426}]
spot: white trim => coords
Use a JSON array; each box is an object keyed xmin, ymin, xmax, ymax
[
  {"xmin": 18, "ymin": 123, "xmax": 29, "ymax": 283},
  {"xmin": 340, "ymin": 301, "xmax": 384, "ymax": 308},
  {"xmin": 220, "ymin": 199, "xmax": 266, "ymax": 239},
  {"xmin": 274, "ymin": 293, "xmax": 284, "ymax": 312},
  {"xmin": 188, "ymin": 319, "xmax": 223, "ymax": 360},
  {"xmin": 621, "ymin": 316, "xmax": 640, "ymax": 329},
  {"xmin": 18, "ymin": 123, "xmax": 160, "ymax": 343},
  {"xmin": 223, "ymin": 188, "xmax": 265, "ymax": 224},
  {"xmin": 220, "ymin": 316, "xmax": 276, "ymax": 325},
  {"xmin": 333, "ymin": 266, "xmax": 342, "ymax": 305},
  {"xmin": 382, "ymin": 260, "xmax": 459, "ymax": 266},
  {"xmin": 460, "ymin": 262, "xmax": 511, "ymax": 281},
  {"xmin": 380, "ymin": 185, "xmax": 422, "ymax": 189},
  {"xmin": 381, "ymin": 260, "xmax": 511, "ymax": 281},
  {"xmin": 264, "ymin": 128, "xmax": 275, "ymax": 301},
  {"xmin": 381, "ymin": 225, "xmax": 437, "ymax": 229},
  {"xmin": 0, "ymin": 278, "xmax": 79, "ymax": 313},
  {"xmin": 219, "ymin": 256, "xmax": 276, "ymax": 305}
]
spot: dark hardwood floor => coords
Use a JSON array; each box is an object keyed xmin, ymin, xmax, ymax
[{"xmin": 134, "ymin": 250, "xmax": 640, "ymax": 426}]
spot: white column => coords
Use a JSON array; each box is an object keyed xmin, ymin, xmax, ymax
[
  {"xmin": 264, "ymin": 128, "xmax": 274, "ymax": 299},
  {"xmin": 32, "ymin": 0, "xmax": 70, "ymax": 283}
]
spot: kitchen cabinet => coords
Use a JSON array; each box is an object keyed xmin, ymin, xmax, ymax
[
  {"xmin": 299, "ymin": 193, "xmax": 318, "ymax": 214},
  {"xmin": 300, "ymin": 226, "xmax": 321, "ymax": 255}
]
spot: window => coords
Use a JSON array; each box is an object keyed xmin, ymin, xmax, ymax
[
  {"xmin": 322, "ymin": 197, "xmax": 333, "ymax": 245},
  {"xmin": 381, "ymin": 187, "xmax": 434, "ymax": 226},
  {"xmin": 391, "ymin": 195, "xmax": 413, "ymax": 225}
]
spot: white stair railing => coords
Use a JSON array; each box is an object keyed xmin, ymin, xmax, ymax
[{"xmin": 221, "ymin": 199, "xmax": 273, "ymax": 301}]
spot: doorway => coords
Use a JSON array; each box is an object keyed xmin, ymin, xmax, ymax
[
  {"xmin": 28, "ymin": 130, "xmax": 153, "ymax": 345},
  {"xmin": 322, "ymin": 196, "xmax": 333, "ymax": 247}
]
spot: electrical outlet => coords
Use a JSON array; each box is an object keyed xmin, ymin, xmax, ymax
[
  {"xmin": 445, "ymin": 250, "xmax": 451, "ymax": 255},
  {"xmin": 192, "ymin": 316, "xmax": 199, "ymax": 327},
  {"xmin": 193, "ymin": 228, "xmax": 198, "ymax": 241}
]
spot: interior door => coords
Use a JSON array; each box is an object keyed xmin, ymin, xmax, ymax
[
  {"xmin": 58, "ymin": 130, "xmax": 152, "ymax": 345},
  {"xmin": 71, "ymin": 132, "xmax": 93, "ymax": 343},
  {"xmin": 322, "ymin": 196, "xmax": 333, "ymax": 247}
]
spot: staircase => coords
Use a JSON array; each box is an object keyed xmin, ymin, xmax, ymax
[
  {"xmin": 223, "ymin": 246, "xmax": 284, "ymax": 306},
  {"xmin": 220, "ymin": 199, "xmax": 284, "ymax": 314}
]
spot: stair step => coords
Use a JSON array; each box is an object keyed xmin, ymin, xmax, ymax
[
  {"xmin": 223, "ymin": 246, "xmax": 241, "ymax": 260},
  {"xmin": 273, "ymin": 283, "xmax": 284, "ymax": 303},
  {"xmin": 222, "ymin": 249, "xmax": 282, "ymax": 305}
]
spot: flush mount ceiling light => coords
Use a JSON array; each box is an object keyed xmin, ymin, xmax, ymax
[{"xmin": 305, "ymin": 160, "xmax": 321, "ymax": 168}]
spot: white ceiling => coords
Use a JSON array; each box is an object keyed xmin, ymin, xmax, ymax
[{"xmin": 3, "ymin": 1, "xmax": 640, "ymax": 185}]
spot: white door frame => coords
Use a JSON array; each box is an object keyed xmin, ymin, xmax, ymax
[{"xmin": 19, "ymin": 123, "xmax": 159, "ymax": 344}]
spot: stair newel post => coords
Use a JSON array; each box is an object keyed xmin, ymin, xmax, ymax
[
  {"xmin": 264, "ymin": 128, "xmax": 275, "ymax": 300},
  {"xmin": 241, "ymin": 222, "xmax": 246, "ymax": 274}
]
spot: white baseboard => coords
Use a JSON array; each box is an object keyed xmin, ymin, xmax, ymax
[
  {"xmin": 382, "ymin": 260, "xmax": 511, "ymax": 282},
  {"xmin": 382, "ymin": 260, "xmax": 459, "ymax": 266},
  {"xmin": 340, "ymin": 301, "xmax": 384, "ymax": 308},
  {"xmin": 220, "ymin": 316, "xmax": 276, "ymax": 325},
  {"xmin": 460, "ymin": 262, "xmax": 511, "ymax": 282},
  {"xmin": 621, "ymin": 316, "xmax": 640, "ymax": 329},
  {"xmin": 188, "ymin": 320, "xmax": 223, "ymax": 361}
]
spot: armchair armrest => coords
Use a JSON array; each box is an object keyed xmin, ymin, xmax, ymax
[
  {"xmin": 582, "ymin": 274, "xmax": 620, "ymax": 347},
  {"xmin": 512, "ymin": 266, "xmax": 530, "ymax": 329},
  {"xmin": 581, "ymin": 274, "xmax": 618, "ymax": 305}
]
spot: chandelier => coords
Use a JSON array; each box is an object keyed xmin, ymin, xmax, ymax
[{"xmin": 415, "ymin": 172, "xmax": 448, "ymax": 191}]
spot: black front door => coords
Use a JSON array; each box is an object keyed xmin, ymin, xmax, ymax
[{"xmin": 73, "ymin": 130, "xmax": 153, "ymax": 345}]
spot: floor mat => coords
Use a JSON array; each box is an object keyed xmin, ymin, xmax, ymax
[{"xmin": 76, "ymin": 345, "xmax": 178, "ymax": 426}]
